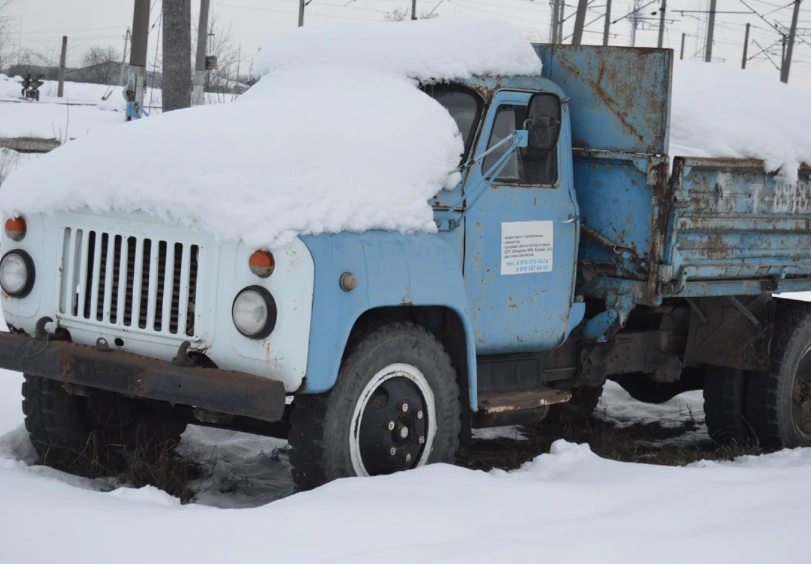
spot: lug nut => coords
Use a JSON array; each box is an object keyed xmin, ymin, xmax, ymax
[
  {"xmin": 389, "ymin": 447, "xmax": 396, "ymax": 456},
  {"xmin": 417, "ymin": 410, "xmax": 423, "ymax": 420},
  {"xmin": 400, "ymin": 402, "xmax": 409, "ymax": 413},
  {"xmin": 404, "ymin": 453, "xmax": 412, "ymax": 463},
  {"xmin": 418, "ymin": 435, "xmax": 425, "ymax": 445},
  {"xmin": 387, "ymin": 421, "xmax": 395, "ymax": 431}
]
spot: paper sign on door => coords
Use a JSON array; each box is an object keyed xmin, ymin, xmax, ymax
[{"xmin": 500, "ymin": 221, "xmax": 553, "ymax": 275}]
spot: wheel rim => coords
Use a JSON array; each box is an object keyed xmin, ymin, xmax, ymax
[
  {"xmin": 349, "ymin": 363, "xmax": 437, "ymax": 477},
  {"xmin": 793, "ymin": 347, "xmax": 811, "ymax": 439}
]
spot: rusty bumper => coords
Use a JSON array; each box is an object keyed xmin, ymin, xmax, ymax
[{"xmin": 0, "ymin": 331, "xmax": 286, "ymax": 421}]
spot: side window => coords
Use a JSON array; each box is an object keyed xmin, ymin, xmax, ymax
[{"xmin": 482, "ymin": 105, "xmax": 558, "ymax": 185}]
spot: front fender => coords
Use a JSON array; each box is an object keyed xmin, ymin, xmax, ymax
[{"xmin": 300, "ymin": 231, "xmax": 478, "ymax": 408}]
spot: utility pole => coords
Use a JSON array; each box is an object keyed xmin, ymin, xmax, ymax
[
  {"xmin": 704, "ymin": 0, "xmax": 717, "ymax": 62},
  {"xmin": 412, "ymin": 0, "xmax": 417, "ymax": 20},
  {"xmin": 298, "ymin": 0, "xmax": 305, "ymax": 26},
  {"xmin": 657, "ymin": 0, "xmax": 666, "ymax": 48},
  {"xmin": 192, "ymin": 0, "xmax": 210, "ymax": 106},
  {"xmin": 680, "ymin": 32, "xmax": 686, "ymax": 59},
  {"xmin": 129, "ymin": 0, "xmax": 150, "ymax": 110},
  {"xmin": 741, "ymin": 23, "xmax": 750, "ymax": 69},
  {"xmin": 631, "ymin": 0, "xmax": 641, "ymax": 47},
  {"xmin": 781, "ymin": 0, "xmax": 800, "ymax": 83},
  {"xmin": 572, "ymin": 0, "xmax": 588, "ymax": 45},
  {"xmin": 781, "ymin": 34, "xmax": 787, "ymax": 65},
  {"xmin": 550, "ymin": 0, "xmax": 560, "ymax": 43},
  {"xmin": 558, "ymin": 2, "xmax": 565, "ymax": 43},
  {"xmin": 163, "ymin": 0, "xmax": 192, "ymax": 112},
  {"xmin": 57, "ymin": 36, "xmax": 67, "ymax": 98},
  {"xmin": 119, "ymin": 28, "xmax": 130, "ymax": 87},
  {"xmin": 603, "ymin": 0, "xmax": 612, "ymax": 46}
]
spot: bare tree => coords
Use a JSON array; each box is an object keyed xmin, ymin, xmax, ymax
[
  {"xmin": 80, "ymin": 45, "xmax": 121, "ymax": 84},
  {"xmin": 384, "ymin": 8, "xmax": 439, "ymax": 22}
]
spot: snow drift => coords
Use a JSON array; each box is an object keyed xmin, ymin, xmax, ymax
[
  {"xmin": 251, "ymin": 17, "xmax": 543, "ymax": 81},
  {"xmin": 670, "ymin": 61, "xmax": 811, "ymax": 185},
  {"xmin": 0, "ymin": 18, "xmax": 540, "ymax": 250}
]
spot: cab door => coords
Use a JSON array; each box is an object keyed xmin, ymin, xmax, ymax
[{"xmin": 464, "ymin": 90, "xmax": 579, "ymax": 353}]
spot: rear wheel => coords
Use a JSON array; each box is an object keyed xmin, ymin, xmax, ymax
[
  {"xmin": 747, "ymin": 303, "xmax": 811, "ymax": 448},
  {"xmin": 289, "ymin": 321, "xmax": 461, "ymax": 490},
  {"xmin": 703, "ymin": 367, "xmax": 751, "ymax": 443}
]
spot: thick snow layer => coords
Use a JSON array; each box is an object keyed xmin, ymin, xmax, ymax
[
  {"xmin": 252, "ymin": 17, "xmax": 542, "ymax": 81},
  {"xmin": 3, "ymin": 419, "xmax": 811, "ymax": 563},
  {"xmin": 0, "ymin": 66, "xmax": 463, "ymax": 249},
  {"xmin": 670, "ymin": 61, "xmax": 811, "ymax": 185}
]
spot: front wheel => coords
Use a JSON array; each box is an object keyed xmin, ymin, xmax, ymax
[{"xmin": 289, "ymin": 321, "xmax": 461, "ymax": 490}]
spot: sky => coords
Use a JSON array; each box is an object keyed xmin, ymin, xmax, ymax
[{"xmin": 5, "ymin": 0, "xmax": 811, "ymax": 95}]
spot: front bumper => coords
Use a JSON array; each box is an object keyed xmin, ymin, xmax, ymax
[{"xmin": 0, "ymin": 330, "xmax": 286, "ymax": 421}]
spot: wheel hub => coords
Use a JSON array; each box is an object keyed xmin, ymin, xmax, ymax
[{"xmin": 358, "ymin": 376, "xmax": 428, "ymax": 476}]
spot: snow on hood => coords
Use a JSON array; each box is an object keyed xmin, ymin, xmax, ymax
[
  {"xmin": 1, "ymin": 66, "xmax": 464, "ymax": 249},
  {"xmin": 670, "ymin": 60, "xmax": 811, "ymax": 185},
  {"xmin": 251, "ymin": 17, "xmax": 543, "ymax": 81},
  {"xmin": 0, "ymin": 17, "xmax": 540, "ymax": 249}
]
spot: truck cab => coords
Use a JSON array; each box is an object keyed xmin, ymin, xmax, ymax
[{"xmin": 2, "ymin": 45, "xmax": 811, "ymax": 490}]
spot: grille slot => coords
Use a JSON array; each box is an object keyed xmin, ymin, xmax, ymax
[{"xmin": 58, "ymin": 229, "xmax": 199, "ymax": 336}]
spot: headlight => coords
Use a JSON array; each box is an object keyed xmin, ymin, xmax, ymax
[
  {"xmin": 0, "ymin": 250, "xmax": 34, "ymax": 297},
  {"xmin": 232, "ymin": 286, "xmax": 277, "ymax": 339}
]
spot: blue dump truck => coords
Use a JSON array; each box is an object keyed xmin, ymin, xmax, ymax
[{"xmin": 1, "ymin": 45, "xmax": 810, "ymax": 489}]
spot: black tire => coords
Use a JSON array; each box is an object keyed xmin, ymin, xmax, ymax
[
  {"xmin": 22, "ymin": 375, "xmax": 185, "ymax": 465},
  {"xmin": 289, "ymin": 321, "xmax": 462, "ymax": 491},
  {"xmin": 22, "ymin": 375, "xmax": 91, "ymax": 465},
  {"xmin": 747, "ymin": 302, "xmax": 811, "ymax": 448},
  {"xmin": 546, "ymin": 384, "xmax": 603, "ymax": 424},
  {"xmin": 704, "ymin": 366, "xmax": 751, "ymax": 443},
  {"xmin": 84, "ymin": 388, "xmax": 186, "ymax": 455}
]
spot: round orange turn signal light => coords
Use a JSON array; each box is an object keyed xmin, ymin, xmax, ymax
[
  {"xmin": 4, "ymin": 217, "xmax": 26, "ymax": 242},
  {"xmin": 249, "ymin": 251, "xmax": 274, "ymax": 278}
]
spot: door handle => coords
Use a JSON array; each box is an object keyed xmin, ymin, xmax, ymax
[{"xmin": 562, "ymin": 214, "xmax": 579, "ymax": 224}]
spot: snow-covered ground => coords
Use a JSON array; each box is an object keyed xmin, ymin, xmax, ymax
[
  {"xmin": 3, "ymin": 371, "xmax": 811, "ymax": 563},
  {"xmin": 0, "ymin": 74, "xmax": 236, "ymax": 140}
]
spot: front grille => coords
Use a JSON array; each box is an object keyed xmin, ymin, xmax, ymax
[{"xmin": 58, "ymin": 228, "xmax": 199, "ymax": 336}]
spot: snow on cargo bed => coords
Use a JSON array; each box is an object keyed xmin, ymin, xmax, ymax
[
  {"xmin": 0, "ymin": 18, "xmax": 541, "ymax": 250},
  {"xmin": 670, "ymin": 61, "xmax": 811, "ymax": 185}
]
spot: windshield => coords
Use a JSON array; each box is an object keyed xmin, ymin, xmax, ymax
[{"xmin": 422, "ymin": 84, "xmax": 482, "ymax": 161}]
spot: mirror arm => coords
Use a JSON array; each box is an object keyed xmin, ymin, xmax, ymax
[
  {"xmin": 449, "ymin": 132, "xmax": 522, "ymax": 175},
  {"xmin": 436, "ymin": 130, "xmax": 528, "ymax": 231}
]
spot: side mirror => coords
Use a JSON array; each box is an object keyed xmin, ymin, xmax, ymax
[{"xmin": 525, "ymin": 93, "xmax": 562, "ymax": 151}]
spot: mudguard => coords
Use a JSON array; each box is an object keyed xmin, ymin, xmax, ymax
[{"xmin": 300, "ymin": 232, "xmax": 479, "ymax": 409}]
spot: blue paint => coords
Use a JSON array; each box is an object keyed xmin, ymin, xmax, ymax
[
  {"xmin": 298, "ymin": 45, "xmax": 811, "ymax": 414},
  {"xmin": 462, "ymin": 90, "xmax": 580, "ymax": 353},
  {"xmin": 583, "ymin": 309, "xmax": 618, "ymax": 341},
  {"xmin": 300, "ymin": 232, "xmax": 479, "ymax": 409},
  {"xmin": 536, "ymin": 44, "xmax": 672, "ymax": 155}
]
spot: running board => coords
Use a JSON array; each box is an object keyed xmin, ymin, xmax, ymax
[{"xmin": 474, "ymin": 388, "xmax": 572, "ymax": 428}]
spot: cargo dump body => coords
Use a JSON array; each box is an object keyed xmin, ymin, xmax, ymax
[{"xmin": 536, "ymin": 44, "xmax": 811, "ymax": 309}]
